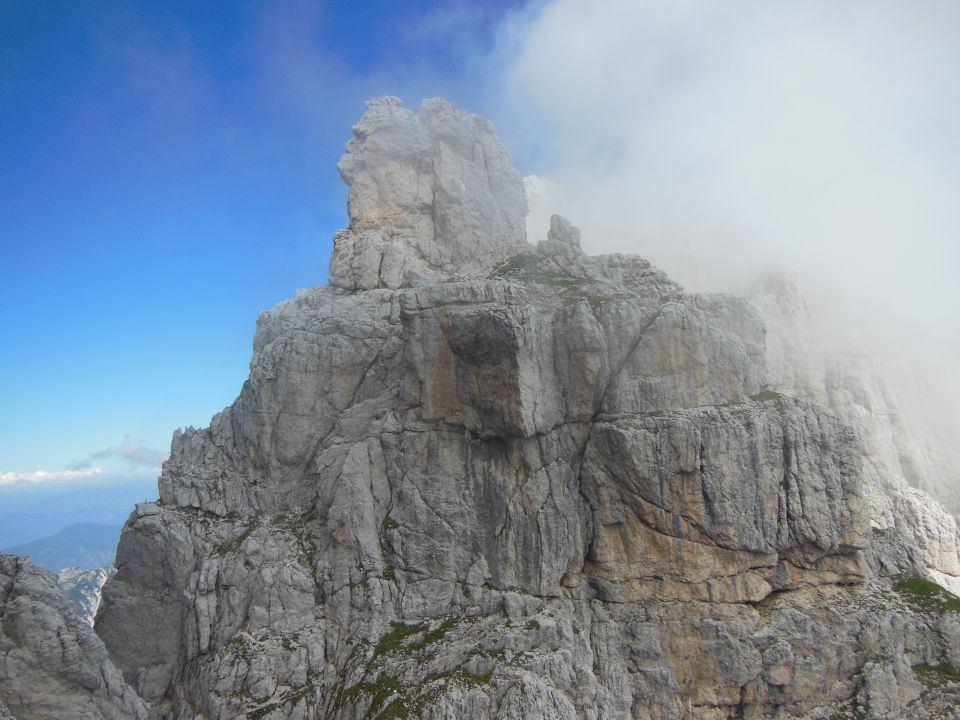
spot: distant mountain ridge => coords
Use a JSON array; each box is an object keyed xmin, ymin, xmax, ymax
[
  {"xmin": 0, "ymin": 509, "xmax": 128, "ymax": 548},
  {"xmin": 4, "ymin": 522, "xmax": 120, "ymax": 572},
  {"xmin": 0, "ymin": 474, "xmax": 155, "ymax": 548}
]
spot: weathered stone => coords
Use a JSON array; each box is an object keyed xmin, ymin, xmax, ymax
[
  {"xmin": 92, "ymin": 98, "xmax": 960, "ymax": 720},
  {"xmin": 0, "ymin": 554, "xmax": 146, "ymax": 720},
  {"xmin": 752, "ymin": 272, "xmax": 960, "ymax": 595},
  {"xmin": 57, "ymin": 566, "xmax": 114, "ymax": 627},
  {"xmin": 330, "ymin": 97, "xmax": 528, "ymax": 290}
]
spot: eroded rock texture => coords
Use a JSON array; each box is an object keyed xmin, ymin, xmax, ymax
[
  {"xmin": 0, "ymin": 555, "xmax": 146, "ymax": 720},
  {"xmin": 96, "ymin": 98, "xmax": 960, "ymax": 719},
  {"xmin": 58, "ymin": 566, "xmax": 115, "ymax": 627},
  {"xmin": 752, "ymin": 273, "xmax": 960, "ymax": 597},
  {"xmin": 329, "ymin": 97, "xmax": 528, "ymax": 291}
]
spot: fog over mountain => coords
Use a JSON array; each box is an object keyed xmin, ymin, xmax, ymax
[
  {"xmin": 488, "ymin": 0, "xmax": 960, "ymax": 498},
  {"xmin": 2, "ymin": 3, "xmax": 960, "ymax": 719}
]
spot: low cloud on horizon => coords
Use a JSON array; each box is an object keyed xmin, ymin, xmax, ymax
[
  {"xmin": 0, "ymin": 467, "xmax": 104, "ymax": 487},
  {"xmin": 69, "ymin": 436, "xmax": 166, "ymax": 471},
  {"xmin": 1, "ymin": 437, "xmax": 165, "ymax": 488}
]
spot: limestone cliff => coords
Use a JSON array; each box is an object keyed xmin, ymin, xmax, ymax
[
  {"xmin": 0, "ymin": 555, "xmax": 146, "ymax": 719},
  {"xmin": 93, "ymin": 98, "xmax": 960, "ymax": 719},
  {"xmin": 329, "ymin": 97, "xmax": 528, "ymax": 291},
  {"xmin": 751, "ymin": 273, "xmax": 960, "ymax": 596},
  {"xmin": 58, "ymin": 566, "xmax": 115, "ymax": 627}
]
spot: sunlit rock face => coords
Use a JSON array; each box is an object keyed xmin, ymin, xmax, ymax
[
  {"xmin": 97, "ymin": 98, "xmax": 960, "ymax": 720},
  {"xmin": 0, "ymin": 555, "xmax": 146, "ymax": 720},
  {"xmin": 329, "ymin": 97, "xmax": 528, "ymax": 290},
  {"xmin": 57, "ymin": 566, "xmax": 115, "ymax": 627}
]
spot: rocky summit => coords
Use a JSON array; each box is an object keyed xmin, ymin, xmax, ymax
[{"xmin": 3, "ymin": 97, "xmax": 958, "ymax": 719}]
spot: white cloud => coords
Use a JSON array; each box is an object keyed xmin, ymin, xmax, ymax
[
  {"xmin": 70, "ymin": 436, "xmax": 165, "ymax": 471},
  {"xmin": 488, "ymin": 0, "xmax": 960, "ymax": 436},
  {"xmin": 0, "ymin": 467, "xmax": 104, "ymax": 487},
  {"xmin": 2, "ymin": 437, "xmax": 166, "ymax": 488},
  {"xmin": 494, "ymin": 0, "xmax": 960, "ymax": 348}
]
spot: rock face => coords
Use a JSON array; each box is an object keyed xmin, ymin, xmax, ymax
[
  {"xmin": 95, "ymin": 98, "xmax": 960, "ymax": 719},
  {"xmin": 0, "ymin": 554, "xmax": 146, "ymax": 720},
  {"xmin": 751, "ymin": 273, "xmax": 960, "ymax": 596},
  {"xmin": 329, "ymin": 97, "xmax": 528, "ymax": 290},
  {"xmin": 58, "ymin": 566, "xmax": 115, "ymax": 627}
]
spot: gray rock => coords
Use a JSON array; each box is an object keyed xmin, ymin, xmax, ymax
[
  {"xmin": 94, "ymin": 98, "xmax": 960, "ymax": 720},
  {"xmin": 581, "ymin": 398, "xmax": 866, "ymax": 604},
  {"xmin": 330, "ymin": 97, "xmax": 528, "ymax": 290},
  {"xmin": 0, "ymin": 554, "xmax": 146, "ymax": 719},
  {"xmin": 751, "ymin": 272, "xmax": 960, "ymax": 595},
  {"xmin": 57, "ymin": 566, "xmax": 115, "ymax": 626}
]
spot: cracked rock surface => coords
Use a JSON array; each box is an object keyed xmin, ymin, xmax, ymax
[
  {"xmin": 94, "ymin": 98, "xmax": 960, "ymax": 719},
  {"xmin": 0, "ymin": 554, "xmax": 146, "ymax": 720},
  {"xmin": 329, "ymin": 97, "xmax": 528, "ymax": 291},
  {"xmin": 58, "ymin": 567, "xmax": 115, "ymax": 627},
  {"xmin": 752, "ymin": 272, "xmax": 960, "ymax": 597}
]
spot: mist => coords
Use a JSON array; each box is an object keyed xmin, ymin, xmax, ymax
[{"xmin": 483, "ymin": 0, "xmax": 960, "ymax": 500}]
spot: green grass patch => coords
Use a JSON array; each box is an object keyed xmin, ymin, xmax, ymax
[
  {"xmin": 425, "ymin": 667, "xmax": 493, "ymax": 688},
  {"xmin": 491, "ymin": 254, "xmax": 582, "ymax": 289},
  {"xmin": 340, "ymin": 661, "xmax": 494, "ymax": 720},
  {"xmin": 377, "ymin": 697, "xmax": 413, "ymax": 719},
  {"xmin": 372, "ymin": 622, "xmax": 427, "ymax": 657},
  {"xmin": 272, "ymin": 510, "xmax": 315, "ymax": 532},
  {"xmin": 278, "ymin": 677, "xmax": 315, "ymax": 705},
  {"xmin": 579, "ymin": 292, "xmax": 632, "ymax": 307},
  {"xmin": 912, "ymin": 662, "xmax": 960, "ymax": 689},
  {"xmin": 214, "ymin": 520, "xmax": 258, "ymax": 556},
  {"xmin": 341, "ymin": 674, "xmax": 406, "ymax": 719},
  {"xmin": 247, "ymin": 702, "xmax": 281, "ymax": 720},
  {"xmin": 469, "ymin": 646, "xmax": 506, "ymax": 661},
  {"xmin": 491, "ymin": 254, "xmax": 630, "ymax": 307},
  {"xmin": 226, "ymin": 633, "xmax": 254, "ymax": 662},
  {"xmin": 419, "ymin": 616, "xmax": 457, "ymax": 646},
  {"xmin": 750, "ymin": 389, "xmax": 783, "ymax": 402},
  {"xmin": 371, "ymin": 616, "xmax": 459, "ymax": 660},
  {"xmin": 827, "ymin": 708, "xmax": 866, "ymax": 720},
  {"xmin": 894, "ymin": 576, "xmax": 960, "ymax": 614}
]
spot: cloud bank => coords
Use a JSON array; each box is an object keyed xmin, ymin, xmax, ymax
[
  {"xmin": 2, "ymin": 436, "xmax": 165, "ymax": 487},
  {"xmin": 487, "ymin": 0, "xmax": 960, "ymax": 499},
  {"xmin": 0, "ymin": 467, "xmax": 103, "ymax": 487},
  {"xmin": 493, "ymin": 0, "xmax": 960, "ymax": 351}
]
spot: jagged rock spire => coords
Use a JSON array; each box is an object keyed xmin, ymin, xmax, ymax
[
  {"xmin": 90, "ymin": 97, "xmax": 960, "ymax": 720},
  {"xmin": 329, "ymin": 96, "xmax": 529, "ymax": 290}
]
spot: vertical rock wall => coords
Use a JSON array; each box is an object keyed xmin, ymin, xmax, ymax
[{"xmin": 94, "ymin": 98, "xmax": 960, "ymax": 720}]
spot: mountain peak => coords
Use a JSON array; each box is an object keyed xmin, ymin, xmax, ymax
[{"xmin": 330, "ymin": 96, "xmax": 528, "ymax": 290}]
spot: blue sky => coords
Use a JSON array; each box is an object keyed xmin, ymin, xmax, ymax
[
  {"xmin": 4, "ymin": 0, "xmax": 959, "ymax": 499},
  {"xmin": 1, "ymin": 0, "xmax": 529, "ymax": 482}
]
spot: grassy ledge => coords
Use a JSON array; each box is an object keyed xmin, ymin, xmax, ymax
[
  {"xmin": 912, "ymin": 662, "xmax": 960, "ymax": 689},
  {"xmin": 893, "ymin": 576, "xmax": 960, "ymax": 614}
]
